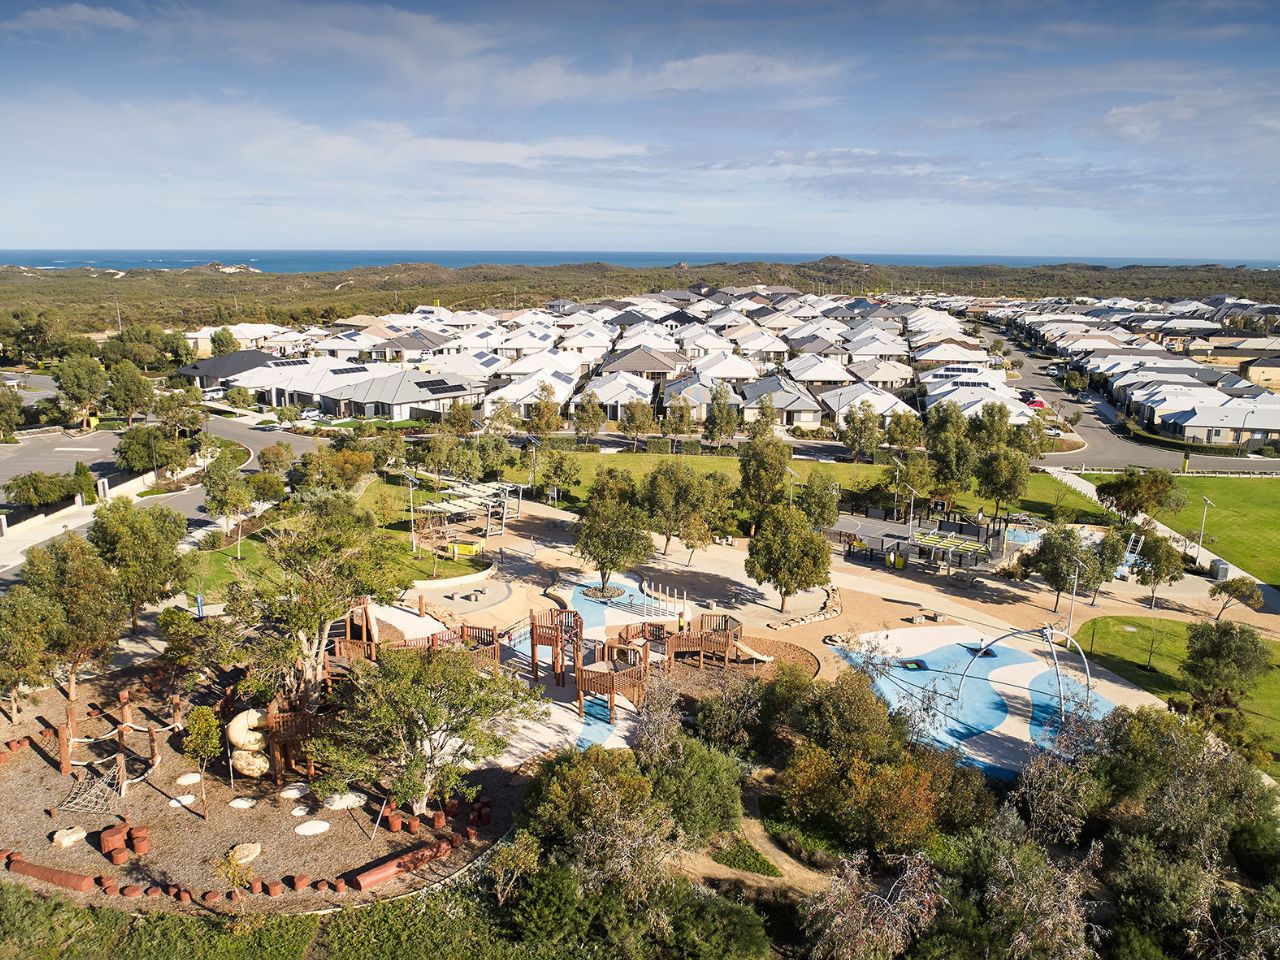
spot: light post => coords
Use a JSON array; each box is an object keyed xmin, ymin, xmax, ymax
[
  {"xmin": 526, "ymin": 434, "xmax": 541, "ymax": 492},
  {"xmin": 785, "ymin": 465, "xmax": 800, "ymax": 507},
  {"xmin": 403, "ymin": 470, "xmax": 419, "ymax": 553},
  {"xmin": 1197, "ymin": 495, "xmax": 1215, "ymax": 566},
  {"xmin": 1065, "ymin": 556, "xmax": 1085, "ymax": 638}
]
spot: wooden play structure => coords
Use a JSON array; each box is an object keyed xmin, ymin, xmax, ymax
[
  {"xmin": 528, "ymin": 608, "xmax": 583, "ymax": 686},
  {"xmin": 575, "ymin": 628, "xmax": 654, "ymax": 724},
  {"xmin": 331, "ymin": 597, "xmax": 501, "ymax": 677},
  {"xmin": 55, "ymin": 690, "xmax": 184, "ymax": 811}
]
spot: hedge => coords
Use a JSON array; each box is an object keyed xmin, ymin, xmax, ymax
[{"xmin": 1119, "ymin": 420, "xmax": 1248, "ymax": 457}]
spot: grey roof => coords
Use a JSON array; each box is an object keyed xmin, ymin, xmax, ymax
[
  {"xmin": 179, "ymin": 350, "xmax": 277, "ymax": 380},
  {"xmin": 322, "ymin": 371, "xmax": 478, "ymax": 406},
  {"xmin": 599, "ymin": 345, "xmax": 686, "ymax": 374},
  {"xmin": 738, "ymin": 375, "xmax": 820, "ymax": 412}
]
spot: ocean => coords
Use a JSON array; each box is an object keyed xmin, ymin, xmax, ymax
[{"xmin": 0, "ymin": 249, "xmax": 1273, "ymax": 274}]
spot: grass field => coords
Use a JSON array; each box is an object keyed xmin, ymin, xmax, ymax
[
  {"xmin": 500, "ymin": 451, "xmax": 1101, "ymax": 523},
  {"xmin": 1083, "ymin": 474, "xmax": 1280, "ymax": 586},
  {"xmin": 1074, "ymin": 615, "xmax": 1280, "ymax": 773},
  {"xmin": 186, "ymin": 478, "xmax": 485, "ymax": 602}
]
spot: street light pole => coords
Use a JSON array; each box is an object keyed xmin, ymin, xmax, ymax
[
  {"xmin": 1066, "ymin": 556, "xmax": 1084, "ymax": 637},
  {"xmin": 1197, "ymin": 495, "xmax": 1215, "ymax": 566}
]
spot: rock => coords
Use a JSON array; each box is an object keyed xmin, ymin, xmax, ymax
[
  {"xmin": 321, "ymin": 791, "xmax": 364, "ymax": 811},
  {"xmin": 225, "ymin": 709, "xmax": 267, "ymax": 752},
  {"xmin": 278, "ymin": 783, "xmax": 308, "ymax": 800},
  {"xmin": 228, "ymin": 797, "xmax": 257, "ymax": 810},
  {"xmin": 228, "ymin": 842, "xmax": 261, "ymax": 866},
  {"xmin": 175, "ymin": 772, "xmax": 202, "ymax": 787},
  {"xmin": 52, "ymin": 827, "xmax": 86, "ymax": 849},
  {"xmin": 169, "ymin": 794, "xmax": 196, "ymax": 808},
  {"xmin": 295, "ymin": 820, "xmax": 330, "ymax": 837},
  {"xmin": 290, "ymin": 805, "xmax": 309, "ymax": 817},
  {"xmin": 230, "ymin": 750, "xmax": 270, "ymax": 778}
]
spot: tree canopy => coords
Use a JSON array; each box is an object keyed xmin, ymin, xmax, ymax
[{"xmin": 745, "ymin": 505, "xmax": 831, "ymax": 612}]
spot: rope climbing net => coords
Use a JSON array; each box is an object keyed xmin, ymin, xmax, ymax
[{"xmin": 59, "ymin": 763, "xmax": 123, "ymax": 814}]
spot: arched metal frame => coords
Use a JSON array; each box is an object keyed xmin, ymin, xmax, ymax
[{"xmin": 954, "ymin": 625, "xmax": 1093, "ymax": 720}]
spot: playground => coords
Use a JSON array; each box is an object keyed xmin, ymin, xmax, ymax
[{"xmin": 834, "ymin": 624, "xmax": 1161, "ymax": 776}]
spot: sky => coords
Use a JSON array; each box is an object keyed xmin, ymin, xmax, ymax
[{"xmin": 0, "ymin": 0, "xmax": 1277, "ymax": 258}]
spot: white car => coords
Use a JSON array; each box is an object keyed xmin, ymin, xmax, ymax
[
  {"xmin": 200, "ymin": 386, "xmax": 226, "ymax": 401},
  {"xmin": 299, "ymin": 407, "xmax": 322, "ymax": 421}
]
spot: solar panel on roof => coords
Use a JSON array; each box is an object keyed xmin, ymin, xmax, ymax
[
  {"xmin": 333, "ymin": 366, "xmax": 368, "ymax": 375},
  {"xmin": 414, "ymin": 378, "xmax": 449, "ymax": 389},
  {"xmin": 270, "ymin": 358, "xmax": 309, "ymax": 367},
  {"xmin": 427, "ymin": 383, "xmax": 461, "ymax": 395}
]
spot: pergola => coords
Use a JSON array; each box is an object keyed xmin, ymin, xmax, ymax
[{"xmin": 419, "ymin": 479, "xmax": 525, "ymax": 536}]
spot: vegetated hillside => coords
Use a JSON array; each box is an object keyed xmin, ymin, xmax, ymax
[{"xmin": 2, "ymin": 256, "xmax": 1277, "ymax": 332}]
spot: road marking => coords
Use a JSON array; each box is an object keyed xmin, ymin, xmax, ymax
[{"xmin": 53, "ymin": 447, "xmax": 102, "ymax": 452}]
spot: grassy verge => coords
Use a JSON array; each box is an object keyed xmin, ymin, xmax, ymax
[
  {"xmin": 1074, "ymin": 615, "xmax": 1280, "ymax": 773},
  {"xmin": 756, "ymin": 793, "xmax": 848, "ymax": 869},
  {"xmin": 710, "ymin": 835, "xmax": 783, "ymax": 877}
]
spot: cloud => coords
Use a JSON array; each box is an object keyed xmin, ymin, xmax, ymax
[{"xmin": 1, "ymin": 3, "xmax": 137, "ymax": 34}]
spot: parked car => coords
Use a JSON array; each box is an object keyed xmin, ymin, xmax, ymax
[
  {"xmin": 299, "ymin": 407, "xmax": 322, "ymax": 421},
  {"xmin": 1025, "ymin": 397, "xmax": 1047, "ymax": 410},
  {"xmin": 200, "ymin": 386, "xmax": 226, "ymax": 401},
  {"xmin": 1045, "ymin": 364, "xmax": 1062, "ymax": 377},
  {"xmin": 1045, "ymin": 427, "xmax": 1063, "ymax": 438}
]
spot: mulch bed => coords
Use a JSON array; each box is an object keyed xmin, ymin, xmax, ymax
[
  {"xmin": 0, "ymin": 673, "xmax": 518, "ymax": 914},
  {"xmin": 665, "ymin": 637, "xmax": 819, "ymax": 700}
]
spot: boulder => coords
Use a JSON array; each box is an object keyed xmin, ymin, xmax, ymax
[
  {"xmin": 225, "ymin": 709, "xmax": 266, "ymax": 752},
  {"xmin": 295, "ymin": 820, "xmax": 330, "ymax": 837},
  {"xmin": 52, "ymin": 827, "xmax": 86, "ymax": 849},
  {"xmin": 175, "ymin": 772, "xmax": 202, "ymax": 787},
  {"xmin": 228, "ymin": 842, "xmax": 261, "ymax": 867},
  {"xmin": 230, "ymin": 750, "xmax": 270, "ymax": 778},
  {"xmin": 321, "ymin": 791, "xmax": 364, "ymax": 811}
]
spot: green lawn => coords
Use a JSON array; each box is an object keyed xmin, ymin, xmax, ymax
[
  {"xmin": 1074, "ymin": 615, "xmax": 1280, "ymax": 773},
  {"xmin": 1083, "ymin": 474, "xmax": 1280, "ymax": 586},
  {"xmin": 503, "ymin": 451, "xmax": 1101, "ymax": 524},
  {"xmin": 187, "ymin": 480, "xmax": 486, "ymax": 603}
]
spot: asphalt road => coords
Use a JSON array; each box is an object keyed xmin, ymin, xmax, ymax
[{"xmin": 0, "ymin": 429, "xmax": 121, "ymax": 487}]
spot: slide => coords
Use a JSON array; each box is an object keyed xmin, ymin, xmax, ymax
[{"xmin": 733, "ymin": 640, "xmax": 774, "ymax": 664}]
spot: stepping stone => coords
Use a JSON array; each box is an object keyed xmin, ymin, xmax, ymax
[
  {"xmin": 228, "ymin": 797, "xmax": 257, "ymax": 810},
  {"xmin": 169, "ymin": 794, "xmax": 196, "ymax": 807},
  {"xmin": 228, "ymin": 842, "xmax": 261, "ymax": 866},
  {"xmin": 290, "ymin": 805, "xmax": 309, "ymax": 817},
  {"xmin": 52, "ymin": 826, "xmax": 86, "ymax": 849},
  {"xmin": 295, "ymin": 820, "xmax": 330, "ymax": 837},
  {"xmin": 278, "ymin": 783, "xmax": 308, "ymax": 800},
  {"xmin": 176, "ymin": 772, "xmax": 202, "ymax": 787},
  {"xmin": 322, "ymin": 791, "xmax": 364, "ymax": 811}
]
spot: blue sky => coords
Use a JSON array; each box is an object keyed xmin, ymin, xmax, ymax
[{"xmin": 1, "ymin": 0, "xmax": 1277, "ymax": 258}]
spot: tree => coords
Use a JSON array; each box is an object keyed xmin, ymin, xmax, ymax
[
  {"xmin": 226, "ymin": 492, "xmax": 410, "ymax": 703},
  {"xmin": 1015, "ymin": 416, "xmax": 1051, "ymax": 460},
  {"xmin": 886, "ymin": 410, "xmax": 923, "ymax": 451},
  {"xmin": 53, "ymin": 355, "xmax": 108, "ymax": 429},
  {"xmin": 841, "ymin": 400, "xmax": 884, "ymax": 461},
  {"xmin": 526, "ymin": 382, "xmax": 562, "ymax": 438},
  {"xmin": 115, "ymin": 424, "xmax": 190, "ymax": 477},
  {"xmin": 1092, "ymin": 526, "xmax": 1128, "ymax": 603},
  {"xmin": 87, "ymin": 497, "xmax": 194, "ymax": 631},
  {"xmin": 1134, "ymin": 534, "xmax": 1184, "ymax": 610},
  {"xmin": 641, "ymin": 459, "xmax": 709, "ymax": 554},
  {"xmin": 575, "ymin": 497, "xmax": 653, "ymax": 590},
  {"xmin": 620, "ymin": 399, "xmax": 656, "ymax": 450},
  {"xmin": 248, "ymin": 470, "xmax": 287, "ymax": 504},
  {"xmin": 203, "ymin": 454, "xmax": 254, "ymax": 559},
  {"xmin": 105, "ymin": 360, "xmax": 155, "ymax": 425},
  {"xmin": 795, "ymin": 467, "xmax": 839, "ymax": 530},
  {"xmin": 924, "ymin": 404, "xmax": 976, "ymax": 498},
  {"xmin": 738, "ymin": 424, "xmax": 790, "ymax": 534},
  {"xmin": 256, "ymin": 440, "xmax": 296, "ymax": 476},
  {"xmin": 312, "ymin": 649, "xmax": 545, "ymax": 815},
  {"xmin": 1024, "ymin": 525, "xmax": 1103, "ymax": 612},
  {"xmin": 210, "ymin": 326, "xmax": 238, "ymax": 356},
  {"xmin": 485, "ymin": 398, "xmax": 518, "ymax": 436},
  {"xmin": 0, "ymin": 586, "xmax": 60, "ymax": 723},
  {"xmin": 890, "ymin": 451, "xmax": 934, "ymax": 511},
  {"xmin": 155, "ymin": 385, "xmax": 208, "ymax": 438},
  {"xmin": 967, "ymin": 402, "xmax": 1012, "ymax": 455},
  {"xmin": 4, "ymin": 470, "xmax": 70, "ymax": 511},
  {"xmin": 224, "ymin": 385, "xmax": 255, "ymax": 409},
  {"xmin": 1208, "ymin": 576, "xmax": 1264, "ymax": 621},
  {"xmin": 805, "ymin": 852, "xmax": 940, "ymax": 960},
  {"xmin": 1063, "ymin": 370, "xmax": 1087, "ymax": 395},
  {"xmin": 488, "ymin": 830, "xmax": 541, "ymax": 908},
  {"xmin": 1096, "ymin": 468, "xmax": 1188, "ymax": 520},
  {"xmin": 745, "ymin": 505, "xmax": 831, "ymax": 612},
  {"xmin": 572, "ymin": 391, "xmax": 606, "ymax": 440},
  {"xmin": 0, "ymin": 386, "xmax": 22, "ymax": 438},
  {"xmin": 1181, "ymin": 619, "xmax": 1270, "ymax": 716},
  {"xmin": 975, "ymin": 447, "xmax": 1029, "ymax": 517},
  {"xmin": 664, "ymin": 396, "xmax": 693, "ymax": 440},
  {"xmin": 23, "ymin": 534, "xmax": 127, "ymax": 701},
  {"xmin": 541, "ymin": 448, "xmax": 580, "ymax": 504},
  {"xmin": 443, "ymin": 399, "xmax": 474, "ymax": 435},
  {"xmin": 182, "ymin": 705, "xmax": 222, "ymax": 820},
  {"xmin": 704, "ymin": 383, "xmax": 739, "ymax": 448}
]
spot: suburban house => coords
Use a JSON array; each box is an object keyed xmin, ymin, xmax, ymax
[
  {"xmin": 571, "ymin": 371, "xmax": 654, "ymax": 420},
  {"xmin": 178, "ymin": 350, "xmax": 276, "ymax": 390},
  {"xmin": 483, "ymin": 370, "xmax": 578, "ymax": 418},
  {"xmin": 598, "ymin": 345, "xmax": 688, "ymax": 383},
  {"xmin": 319, "ymin": 371, "xmax": 483, "ymax": 422},
  {"xmin": 739, "ymin": 375, "xmax": 822, "ymax": 427},
  {"xmin": 662, "ymin": 372, "xmax": 741, "ymax": 421},
  {"xmin": 817, "ymin": 382, "xmax": 916, "ymax": 425},
  {"xmin": 183, "ymin": 323, "xmax": 289, "ymax": 357},
  {"xmin": 849, "ymin": 358, "xmax": 914, "ymax": 392}
]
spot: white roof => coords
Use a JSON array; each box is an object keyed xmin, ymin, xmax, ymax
[
  {"xmin": 577, "ymin": 370, "xmax": 654, "ymax": 407},
  {"xmin": 818, "ymin": 383, "xmax": 915, "ymax": 420},
  {"xmin": 690, "ymin": 350, "xmax": 758, "ymax": 380},
  {"xmin": 784, "ymin": 354, "xmax": 853, "ymax": 382}
]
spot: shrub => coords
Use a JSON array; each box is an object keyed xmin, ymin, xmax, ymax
[
  {"xmin": 710, "ymin": 835, "xmax": 782, "ymax": 877},
  {"xmin": 1106, "ymin": 925, "xmax": 1172, "ymax": 960},
  {"xmin": 645, "ymin": 438, "xmax": 672, "ymax": 454},
  {"xmin": 199, "ymin": 529, "xmax": 226, "ymax": 551},
  {"xmin": 1230, "ymin": 818, "xmax": 1280, "ymax": 885},
  {"xmin": 649, "ymin": 736, "xmax": 742, "ymax": 843},
  {"xmin": 511, "ymin": 864, "xmax": 591, "ymax": 943}
]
